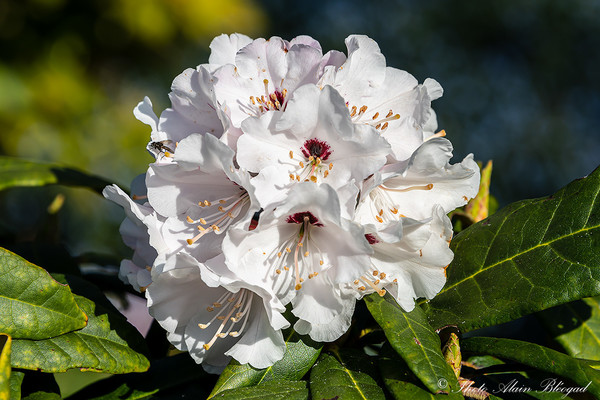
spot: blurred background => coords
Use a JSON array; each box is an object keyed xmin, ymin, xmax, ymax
[{"xmin": 0, "ymin": 0, "xmax": 599, "ymax": 263}]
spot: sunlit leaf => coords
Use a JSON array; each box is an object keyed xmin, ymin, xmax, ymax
[
  {"xmin": 422, "ymin": 166, "xmax": 600, "ymax": 332},
  {"xmin": 0, "ymin": 248, "xmax": 87, "ymax": 340},
  {"xmin": 0, "ymin": 334, "xmax": 11, "ymax": 400},
  {"xmin": 462, "ymin": 337, "xmax": 600, "ymax": 398},
  {"xmin": 213, "ymin": 380, "xmax": 308, "ymax": 400},
  {"xmin": 208, "ymin": 329, "xmax": 321, "ymax": 398},
  {"xmin": 464, "ymin": 160, "xmax": 492, "ymax": 222},
  {"xmin": 364, "ymin": 293, "xmax": 459, "ymax": 394},
  {"xmin": 11, "ymin": 291, "xmax": 149, "ymax": 373},
  {"xmin": 309, "ymin": 351, "xmax": 385, "ymax": 400},
  {"xmin": 0, "ymin": 157, "xmax": 121, "ymax": 195},
  {"xmin": 538, "ymin": 297, "xmax": 600, "ymax": 361}
]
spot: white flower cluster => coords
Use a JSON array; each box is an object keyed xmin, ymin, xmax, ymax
[{"xmin": 104, "ymin": 34, "xmax": 480, "ymax": 372}]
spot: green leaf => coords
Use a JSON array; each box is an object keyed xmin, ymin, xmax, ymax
[
  {"xmin": 208, "ymin": 329, "xmax": 321, "ymax": 398},
  {"xmin": 538, "ymin": 297, "xmax": 600, "ymax": 361},
  {"xmin": 11, "ymin": 291, "xmax": 149, "ymax": 373},
  {"xmin": 364, "ymin": 293, "xmax": 459, "ymax": 394},
  {"xmin": 213, "ymin": 380, "xmax": 308, "ymax": 400},
  {"xmin": 0, "ymin": 156, "xmax": 120, "ymax": 195},
  {"xmin": 461, "ymin": 337, "xmax": 600, "ymax": 398},
  {"xmin": 67, "ymin": 353, "xmax": 211, "ymax": 400},
  {"xmin": 422, "ymin": 166, "xmax": 600, "ymax": 332},
  {"xmin": 379, "ymin": 346, "xmax": 464, "ymax": 400},
  {"xmin": 0, "ymin": 334, "xmax": 11, "ymax": 400},
  {"xmin": 309, "ymin": 351, "xmax": 385, "ymax": 400},
  {"xmin": 0, "ymin": 248, "xmax": 87, "ymax": 340}
]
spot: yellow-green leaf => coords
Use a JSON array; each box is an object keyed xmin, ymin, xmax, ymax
[
  {"xmin": 464, "ymin": 160, "xmax": 492, "ymax": 222},
  {"xmin": 11, "ymin": 293, "xmax": 149, "ymax": 374},
  {"xmin": 0, "ymin": 248, "xmax": 87, "ymax": 340},
  {"xmin": 0, "ymin": 334, "xmax": 11, "ymax": 400}
]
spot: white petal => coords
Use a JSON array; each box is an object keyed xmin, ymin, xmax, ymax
[{"xmin": 208, "ymin": 33, "xmax": 253, "ymax": 66}]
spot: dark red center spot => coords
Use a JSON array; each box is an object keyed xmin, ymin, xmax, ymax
[
  {"xmin": 286, "ymin": 211, "xmax": 323, "ymax": 227},
  {"xmin": 365, "ymin": 234, "xmax": 379, "ymax": 245},
  {"xmin": 301, "ymin": 138, "xmax": 332, "ymax": 161},
  {"xmin": 274, "ymin": 90, "xmax": 286, "ymax": 106}
]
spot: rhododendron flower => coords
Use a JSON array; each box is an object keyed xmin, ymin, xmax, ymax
[{"xmin": 106, "ymin": 32, "xmax": 481, "ymax": 371}]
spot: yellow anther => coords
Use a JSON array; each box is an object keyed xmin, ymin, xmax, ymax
[
  {"xmin": 295, "ymin": 283, "xmax": 302, "ymax": 290},
  {"xmin": 289, "ymin": 150, "xmax": 294, "ymax": 159},
  {"xmin": 319, "ymin": 260, "xmax": 324, "ymax": 265},
  {"xmin": 329, "ymin": 163, "xmax": 333, "ymax": 170},
  {"xmin": 199, "ymin": 218, "xmax": 207, "ymax": 225},
  {"xmin": 386, "ymin": 110, "xmax": 393, "ymax": 118},
  {"xmin": 284, "ymin": 266, "xmax": 289, "ymax": 271},
  {"xmin": 285, "ymin": 247, "xmax": 291, "ymax": 253},
  {"xmin": 204, "ymin": 200, "xmax": 211, "ymax": 206},
  {"xmin": 277, "ymin": 252, "xmax": 282, "ymax": 257},
  {"xmin": 299, "ymin": 161, "xmax": 305, "ymax": 168},
  {"xmin": 372, "ymin": 112, "xmax": 379, "ymax": 120},
  {"xmin": 206, "ymin": 307, "xmax": 214, "ymax": 312},
  {"xmin": 310, "ymin": 176, "xmax": 317, "ymax": 183},
  {"xmin": 373, "ymin": 270, "xmax": 379, "ymax": 276},
  {"xmin": 382, "ymin": 122, "xmax": 389, "ymax": 130},
  {"xmin": 304, "ymin": 251, "xmax": 310, "ymax": 257},
  {"xmin": 376, "ymin": 215, "xmax": 384, "ymax": 223},
  {"xmin": 276, "ymin": 269, "xmax": 281, "ymax": 274},
  {"xmin": 186, "ymin": 215, "xmax": 194, "ymax": 223}
]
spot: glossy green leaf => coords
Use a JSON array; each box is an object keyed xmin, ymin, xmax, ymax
[
  {"xmin": 11, "ymin": 291, "xmax": 149, "ymax": 373},
  {"xmin": 379, "ymin": 346, "xmax": 464, "ymax": 400},
  {"xmin": 422, "ymin": 166, "xmax": 600, "ymax": 332},
  {"xmin": 0, "ymin": 156, "xmax": 119, "ymax": 195},
  {"xmin": 0, "ymin": 248, "xmax": 87, "ymax": 340},
  {"xmin": 208, "ymin": 329, "xmax": 321, "ymax": 398},
  {"xmin": 213, "ymin": 380, "xmax": 308, "ymax": 400},
  {"xmin": 538, "ymin": 297, "xmax": 600, "ymax": 361},
  {"xmin": 461, "ymin": 337, "xmax": 600, "ymax": 398},
  {"xmin": 0, "ymin": 334, "xmax": 11, "ymax": 400},
  {"xmin": 67, "ymin": 353, "xmax": 210, "ymax": 400},
  {"xmin": 364, "ymin": 293, "xmax": 459, "ymax": 394},
  {"xmin": 309, "ymin": 351, "xmax": 385, "ymax": 400}
]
